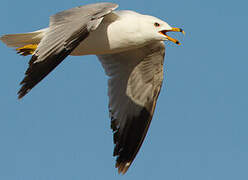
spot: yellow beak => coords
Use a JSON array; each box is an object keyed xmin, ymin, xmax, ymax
[{"xmin": 160, "ymin": 27, "xmax": 185, "ymax": 45}]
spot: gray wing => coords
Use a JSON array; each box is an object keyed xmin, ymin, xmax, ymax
[
  {"xmin": 18, "ymin": 2, "xmax": 118, "ymax": 99},
  {"xmin": 98, "ymin": 41, "xmax": 165, "ymax": 174}
]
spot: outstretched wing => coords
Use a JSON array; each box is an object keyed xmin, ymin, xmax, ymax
[
  {"xmin": 98, "ymin": 41, "xmax": 165, "ymax": 174},
  {"xmin": 18, "ymin": 2, "xmax": 118, "ymax": 99}
]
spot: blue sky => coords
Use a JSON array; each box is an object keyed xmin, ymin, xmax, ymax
[{"xmin": 0, "ymin": 0, "xmax": 248, "ymax": 179}]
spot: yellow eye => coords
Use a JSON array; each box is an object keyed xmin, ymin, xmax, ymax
[{"xmin": 154, "ymin": 22, "xmax": 160, "ymax": 27}]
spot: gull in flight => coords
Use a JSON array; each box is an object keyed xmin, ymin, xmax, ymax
[{"xmin": 0, "ymin": 2, "xmax": 184, "ymax": 174}]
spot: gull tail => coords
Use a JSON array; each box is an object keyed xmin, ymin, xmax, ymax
[{"xmin": 0, "ymin": 28, "xmax": 47, "ymax": 56}]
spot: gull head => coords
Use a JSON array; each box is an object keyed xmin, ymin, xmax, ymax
[
  {"xmin": 141, "ymin": 15, "xmax": 185, "ymax": 45},
  {"xmin": 88, "ymin": 11, "xmax": 185, "ymax": 54}
]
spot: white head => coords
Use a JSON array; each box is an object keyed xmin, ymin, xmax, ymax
[
  {"xmin": 102, "ymin": 11, "xmax": 184, "ymax": 53},
  {"xmin": 140, "ymin": 14, "xmax": 184, "ymax": 45}
]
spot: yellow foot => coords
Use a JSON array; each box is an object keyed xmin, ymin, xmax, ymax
[{"xmin": 16, "ymin": 44, "xmax": 38, "ymax": 56}]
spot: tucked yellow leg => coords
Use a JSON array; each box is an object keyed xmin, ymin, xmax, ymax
[{"xmin": 16, "ymin": 44, "xmax": 38, "ymax": 56}]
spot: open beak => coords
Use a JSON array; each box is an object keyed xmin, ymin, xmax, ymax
[{"xmin": 160, "ymin": 27, "xmax": 185, "ymax": 45}]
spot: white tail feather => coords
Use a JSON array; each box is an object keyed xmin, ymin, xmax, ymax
[{"xmin": 0, "ymin": 28, "xmax": 48, "ymax": 48}]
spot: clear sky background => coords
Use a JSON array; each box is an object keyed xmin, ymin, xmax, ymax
[{"xmin": 0, "ymin": 0, "xmax": 247, "ymax": 179}]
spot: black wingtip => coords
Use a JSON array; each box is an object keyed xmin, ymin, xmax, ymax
[
  {"xmin": 116, "ymin": 161, "xmax": 131, "ymax": 175},
  {"xmin": 18, "ymin": 92, "xmax": 25, "ymax": 99},
  {"xmin": 111, "ymin": 107, "xmax": 154, "ymax": 175},
  {"xmin": 18, "ymin": 94, "xmax": 24, "ymax": 100},
  {"xmin": 17, "ymin": 86, "xmax": 30, "ymax": 99}
]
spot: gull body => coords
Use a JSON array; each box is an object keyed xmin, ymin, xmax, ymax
[
  {"xmin": 72, "ymin": 11, "xmax": 173, "ymax": 55},
  {"xmin": 16, "ymin": 10, "xmax": 173, "ymax": 56},
  {"xmin": 0, "ymin": 2, "xmax": 184, "ymax": 174}
]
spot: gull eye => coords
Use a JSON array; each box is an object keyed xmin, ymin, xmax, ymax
[{"xmin": 154, "ymin": 22, "xmax": 160, "ymax": 27}]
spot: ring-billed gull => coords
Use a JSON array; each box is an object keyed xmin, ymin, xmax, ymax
[{"xmin": 0, "ymin": 2, "xmax": 184, "ymax": 174}]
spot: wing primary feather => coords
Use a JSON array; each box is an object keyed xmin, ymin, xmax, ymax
[{"xmin": 18, "ymin": 30, "xmax": 89, "ymax": 99}]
